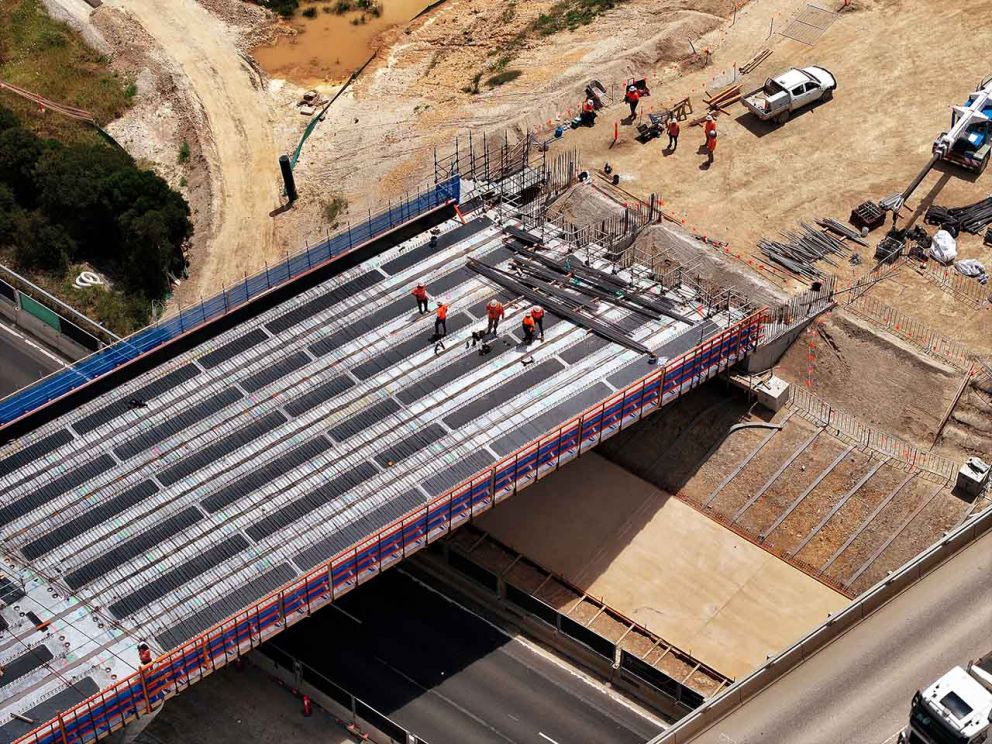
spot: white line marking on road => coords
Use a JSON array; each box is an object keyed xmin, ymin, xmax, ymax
[
  {"xmin": 538, "ymin": 733, "xmax": 560, "ymax": 744},
  {"xmin": 328, "ymin": 603, "xmax": 362, "ymax": 624},
  {"xmin": 0, "ymin": 320, "xmax": 68, "ymax": 367},
  {"xmin": 397, "ymin": 568, "xmax": 665, "ymax": 730}
]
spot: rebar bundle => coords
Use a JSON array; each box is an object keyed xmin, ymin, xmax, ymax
[
  {"xmin": 758, "ymin": 223, "xmax": 849, "ymax": 280},
  {"xmin": 925, "ymin": 196, "xmax": 992, "ymax": 234}
]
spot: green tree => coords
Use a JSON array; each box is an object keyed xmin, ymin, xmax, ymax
[
  {"xmin": 0, "ymin": 106, "xmax": 18, "ymax": 133},
  {"xmin": 0, "ymin": 184, "xmax": 18, "ymax": 244},
  {"xmin": 0, "ymin": 126, "xmax": 48, "ymax": 205},
  {"xmin": 13, "ymin": 210, "xmax": 73, "ymax": 275}
]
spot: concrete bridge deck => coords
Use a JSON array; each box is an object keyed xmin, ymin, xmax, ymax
[{"xmin": 0, "ymin": 206, "xmax": 760, "ymax": 743}]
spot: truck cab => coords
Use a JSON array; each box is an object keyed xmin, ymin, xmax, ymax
[
  {"xmin": 742, "ymin": 66, "xmax": 836, "ymax": 125},
  {"xmin": 942, "ymin": 92, "xmax": 992, "ymax": 173},
  {"xmin": 905, "ymin": 658, "xmax": 992, "ymax": 744}
]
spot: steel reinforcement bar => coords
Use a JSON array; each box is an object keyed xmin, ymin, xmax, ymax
[
  {"xmin": 0, "ymin": 177, "xmax": 460, "ymax": 433},
  {"xmin": 14, "ymin": 310, "xmax": 765, "ymax": 744}
]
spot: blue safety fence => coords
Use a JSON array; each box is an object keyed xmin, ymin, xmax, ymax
[{"xmin": 0, "ymin": 177, "xmax": 460, "ymax": 430}]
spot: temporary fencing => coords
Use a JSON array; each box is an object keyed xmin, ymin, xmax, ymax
[
  {"xmin": 841, "ymin": 293, "xmax": 972, "ymax": 370},
  {"xmin": 0, "ymin": 177, "xmax": 460, "ymax": 431},
  {"xmin": 14, "ymin": 310, "xmax": 764, "ymax": 744},
  {"xmin": 915, "ymin": 259, "xmax": 989, "ymax": 307},
  {"xmin": 790, "ymin": 387, "xmax": 958, "ymax": 483}
]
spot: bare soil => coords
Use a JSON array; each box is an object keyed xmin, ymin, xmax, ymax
[
  {"xmin": 776, "ymin": 310, "xmax": 961, "ymax": 449},
  {"xmin": 735, "ymin": 434, "xmax": 847, "ymax": 536},
  {"xmin": 793, "ymin": 461, "xmax": 906, "ymax": 570},
  {"xmin": 708, "ymin": 417, "xmax": 816, "ymax": 515},
  {"xmin": 935, "ymin": 375, "xmax": 992, "ymax": 461},
  {"xmin": 761, "ymin": 447, "xmax": 872, "ymax": 554}
]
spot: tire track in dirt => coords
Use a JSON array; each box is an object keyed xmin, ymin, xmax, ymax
[{"xmin": 109, "ymin": 0, "xmax": 279, "ymax": 298}]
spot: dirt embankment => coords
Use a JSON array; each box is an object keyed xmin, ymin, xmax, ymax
[
  {"xmin": 47, "ymin": 0, "xmax": 281, "ymax": 305},
  {"xmin": 776, "ymin": 310, "xmax": 961, "ymax": 449}
]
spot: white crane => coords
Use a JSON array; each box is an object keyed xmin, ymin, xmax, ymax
[{"xmin": 888, "ymin": 74, "xmax": 992, "ymax": 219}]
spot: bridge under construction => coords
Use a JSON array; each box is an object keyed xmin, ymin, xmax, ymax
[{"xmin": 0, "ymin": 142, "xmax": 765, "ymax": 744}]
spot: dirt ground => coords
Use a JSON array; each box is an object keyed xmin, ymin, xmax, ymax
[
  {"xmin": 559, "ymin": 0, "xmax": 992, "ymax": 283},
  {"xmin": 49, "ymin": 0, "xmax": 282, "ymax": 304},
  {"xmin": 475, "ymin": 452, "xmax": 848, "ymax": 679},
  {"xmin": 776, "ymin": 310, "xmax": 962, "ymax": 449}
]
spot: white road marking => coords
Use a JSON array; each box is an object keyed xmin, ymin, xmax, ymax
[
  {"xmin": 397, "ymin": 568, "xmax": 665, "ymax": 729},
  {"xmin": 0, "ymin": 320, "xmax": 68, "ymax": 367},
  {"xmin": 538, "ymin": 733, "xmax": 560, "ymax": 744},
  {"xmin": 328, "ymin": 603, "xmax": 362, "ymax": 625}
]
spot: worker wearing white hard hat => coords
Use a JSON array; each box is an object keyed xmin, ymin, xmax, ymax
[
  {"xmin": 624, "ymin": 85, "xmax": 641, "ymax": 118},
  {"xmin": 530, "ymin": 305, "xmax": 546, "ymax": 339},
  {"xmin": 704, "ymin": 113, "xmax": 717, "ymax": 137},
  {"xmin": 486, "ymin": 298, "xmax": 505, "ymax": 334}
]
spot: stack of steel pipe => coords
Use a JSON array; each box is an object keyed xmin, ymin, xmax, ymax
[
  {"xmin": 758, "ymin": 223, "xmax": 849, "ymax": 280},
  {"xmin": 925, "ymin": 196, "xmax": 992, "ymax": 234},
  {"xmin": 817, "ymin": 218, "xmax": 869, "ymax": 247}
]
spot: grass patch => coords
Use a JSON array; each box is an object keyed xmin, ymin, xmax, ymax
[
  {"xmin": 532, "ymin": 0, "xmax": 619, "ymax": 35},
  {"xmin": 177, "ymin": 140, "xmax": 191, "ymax": 163},
  {"xmin": 0, "ymin": 0, "xmax": 132, "ymax": 143},
  {"xmin": 322, "ymin": 193, "xmax": 348, "ymax": 228},
  {"xmin": 486, "ymin": 70, "xmax": 522, "ymax": 88},
  {"xmin": 301, "ymin": 5, "xmax": 317, "ymax": 17}
]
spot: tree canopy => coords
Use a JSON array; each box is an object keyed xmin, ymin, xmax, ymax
[{"xmin": 0, "ymin": 104, "xmax": 192, "ymax": 299}]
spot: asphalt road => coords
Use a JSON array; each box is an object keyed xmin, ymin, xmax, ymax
[
  {"xmin": 0, "ymin": 321, "xmax": 64, "ymax": 398},
  {"xmin": 272, "ymin": 569, "xmax": 661, "ymax": 744},
  {"xmin": 684, "ymin": 528, "xmax": 992, "ymax": 744}
]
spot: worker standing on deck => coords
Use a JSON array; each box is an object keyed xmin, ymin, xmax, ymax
[
  {"xmin": 435, "ymin": 301, "xmax": 449, "ymax": 337},
  {"xmin": 625, "ymin": 85, "xmax": 640, "ymax": 118},
  {"xmin": 486, "ymin": 299, "xmax": 505, "ymax": 334},
  {"xmin": 666, "ymin": 118, "xmax": 680, "ymax": 151},
  {"xmin": 521, "ymin": 312, "xmax": 536, "ymax": 344},
  {"xmin": 705, "ymin": 129, "xmax": 717, "ymax": 165},
  {"xmin": 530, "ymin": 306, "xmax": 545, "ymax": 340},
  {"xmin": 412, "ymin": 283, "xmax": 429, "ymax": 314},
  {"xmin": 138, "ymin": 643, "xmax": 153, "ymax": 666}
]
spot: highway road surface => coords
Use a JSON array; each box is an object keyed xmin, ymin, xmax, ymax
[
  {"xmin": 681, "ymin": 528, "xmax": 992, "ymax": 744},
  {"xmin": 271, "ymin": 569, "xmax": 662, "ymax": 744},
  {"xmin": 0, "ymin": 320, "xmax": 64, "ymax": 398}
]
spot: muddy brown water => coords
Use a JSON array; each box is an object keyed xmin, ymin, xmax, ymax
[{"xmin": 254, "ymin": 0, "xmax": 429, "ymax": 85}]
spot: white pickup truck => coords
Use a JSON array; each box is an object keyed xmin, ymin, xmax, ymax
[{"xmin": 742, "ymin": 66, "xmax": 837, "ymax": 124}]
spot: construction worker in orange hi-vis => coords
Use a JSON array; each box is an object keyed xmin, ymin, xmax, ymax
[
  {"xmin": 706, "ymin": 129, "xmax": 717, "ymax": 165},
  {"xmin": 666, "ymin": 118, "xmax": 680, "ymax": 151},
  {"xmin": 435, "ymin": 301, "xmax": 449, "ymax": 337},
  {"xmin": 486, "ymin": 299, "xmax": 505, "ymax": 333},
  {"xmin": 530, "ymin": 305, "xmax": 545, "ymax": 339},
  {"xmin": 412, "ymin": 283, "xmax": 429, "ymax": 314},
  {"xmin": 521, "ymin": 312, "xmax": 536, "ymax": 343},
  {"xmin": 625, "ymin": 85, "xmax": 640, "ymax": 118},
  {"xmin": 704, "ymin": 113, "xmax": 717, "ymax": 136}
]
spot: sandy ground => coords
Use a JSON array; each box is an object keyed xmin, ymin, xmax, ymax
[
  {"xmin": 559, "ymin": 0, "xmax": 992, "ymax": 277},
  {"xmin": 104, "ymin": 0, "xmax": 280, "ymax": 299},
  {"xmin": 476, "ymin": 453, "xmax": 848, "ymax": 679},
  {"xmin": 48, "ymin": 0, "xmax": 281, "ymax": 304}
]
